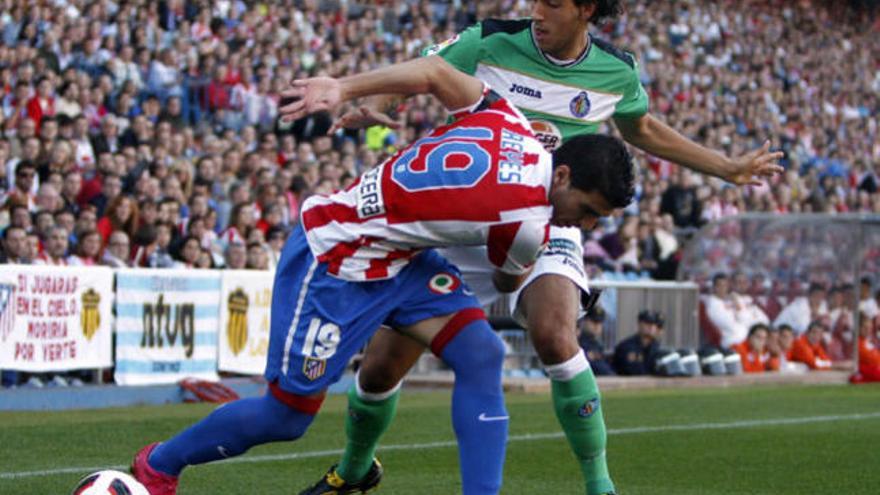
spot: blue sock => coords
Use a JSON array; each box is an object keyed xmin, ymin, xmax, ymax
[
  {"xmin": 440, "ymin": 320, "xmax": 508, "ymax": 495},
  {"xmin": 149, "ymin": 391, "xmax": 315, "ymax": 476}
]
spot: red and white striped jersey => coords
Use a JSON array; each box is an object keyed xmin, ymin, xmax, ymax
[{"xmin": 301, "ymin": 91, "xmax": 553, "ymax": 281}]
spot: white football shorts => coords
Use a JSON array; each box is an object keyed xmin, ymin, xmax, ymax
[{"xmin": 438, "ymin": 226, "xmax": 589, "ymax": 327}]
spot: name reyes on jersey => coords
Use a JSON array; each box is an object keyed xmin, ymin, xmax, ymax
[
  {"xmin": 357, "ymin": 165, "xmax": 385, "ymax": 219},
  {"xmin": 498, "ymin": 129, "xmax": 527, "ymax": 184}
]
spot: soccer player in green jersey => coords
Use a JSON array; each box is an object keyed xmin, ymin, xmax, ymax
[{"xmin": 297, "ymin": 1, "xmax": 782, "ymax": 494}]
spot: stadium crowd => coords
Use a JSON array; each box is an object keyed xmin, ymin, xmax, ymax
[{"xmin": 0, "ymin": 0, "xmax": 876, "ymax": 280}]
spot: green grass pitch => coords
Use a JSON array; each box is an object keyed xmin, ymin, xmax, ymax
[{"xmin": 2, "ymin": 384, "xmax": 879, "ymax": 494}]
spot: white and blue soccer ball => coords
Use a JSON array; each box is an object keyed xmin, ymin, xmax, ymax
[{"xmin": 71, "ymin": 470, "xmax": 149, "ymax": 495}]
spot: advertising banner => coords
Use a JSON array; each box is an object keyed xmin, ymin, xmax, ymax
[
  {"xmin": 218, "ymin": 270, "xmax": 273, "ymax": 375},
  {"xmin": 0, "ymin": 265, "xmax": 114, "ymax": 372},
  {"xmin": 114, "ymin": 270, "xmax": 221, "ymax": 385}
]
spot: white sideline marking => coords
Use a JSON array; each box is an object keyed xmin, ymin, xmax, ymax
[{"xmin": 3, "ymin": 411, "xmax": 879, "ymax": 480}]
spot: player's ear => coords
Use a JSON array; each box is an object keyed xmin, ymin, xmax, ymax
[
  {"xmin": 552, "ymin": 165, "xmax": 571, "ymax": 188},
  {"xmin": 578, "ymin": 0, "xmax": 597, "ymax": 22}
]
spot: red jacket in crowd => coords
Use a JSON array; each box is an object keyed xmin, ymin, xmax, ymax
[{"xmin": 790, "ymin": 335, "xmax": 832, "ymax": 370}]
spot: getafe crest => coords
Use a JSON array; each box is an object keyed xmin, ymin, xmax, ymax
[
  {"xmin": 578, "ymin": 398, "xmax": 600, "ymax": 418},
  {"xmin": 80, "ymin": 288, "xmax": 101, "ymax": 341},
  {"xmin": 226, "ymin": 288, "xmax": 249, "ymax": 356},
  {"xmin": 428, "ymin": 272, "xmax": 461, "ymax": 295},
  {"xmin": 570, "ymin": 91, "xmax": 591, "ymax": 118}
]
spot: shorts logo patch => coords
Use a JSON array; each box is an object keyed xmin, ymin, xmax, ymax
[
  {"xmin": 424, "ymin": 34, "xmax": 460, "ymax": 56},
  {"xmin": 529, "ymin": 120, "xmax": 562, "ymax": 152},
  {"xmin": 570, "ymin": 91, "xmax": 591, "ymax": 118},
  {"xmin": 428, "ymin": 272, "xmax": 461, "ymax": 295},
  {"xmin": 302, "ymin": 356, "xmax": 326, "ymax": 381},
  {"xmin": 578, "ymin": 398, "xmax": 600, "ymax": 418}
]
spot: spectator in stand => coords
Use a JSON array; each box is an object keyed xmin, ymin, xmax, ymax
[
  {"xmin": 174, "ymin": 235, "xmax": 201, "ymax": 269},
  {"xmin": 826, "ymin": 284, "xmax": 855, "ymax": 360},
  {"xmin": 774, "ymin": 283, "xmax": 829, "ymax": 335},
  {"xmin": 70, "ymin": 230, "xmax": 102, "ymax": 266},
  {"xmin": 245, "ymin": 241, "xmax": 269, "ymax": 270},
  {"xmin": 34, "ymin": 226, "xmax": 72, "ymax": 265},
  {"xmin": 858, "ymin": 277, "xmax": 879, "ymax": 320},
  {"xmin": 90, "ymin": 173, "xmax": 122, "ymax": 218},
  {"xmin": 705, "ymin": 273, "xmax": 749, "ymax": 348},
  {"xmin": 856, "ymin": 312, "xmax": 880, "ymax": 381},
  {"xmin": 9, "ymin": 161, "xmax": 37, "ymax": 211},
  {"xmin": 221, "ymin": 202, "xmax": 254, "ymax": 248},
  {"xmin": 613, "ymin": 310, "xmax": 662, "ymax": 376},
  {"xmin": 96, "ymin": 195, "xmax": 138, "ymax": 244},
  {"xmin": 26, "ymin": 76, "xmax": 55, "ymax": 133},
  {"xmin": 731, "ymin": 272, "xmax": 770, "ymax": 331},
  {"xmin": 147, "ymin": 222, "xmax": 176, "ymax": 268},
  {"xmin": 660, "ymin": 168, "xmax": 701, "ymax": 230},
  {"xmin": 8, "ymin": 203, "xmax": 32, "ymax": 231},
  {"xmin": 224, "ymin": 241, "xmax": 246, "ymax": 270},
  {"xmin": 0, "ymin": 225, "xmax": 29, "ymax": 264},
  {"xmin": 790, "ymin": 321, "xmax": 833, "ymax": 370},
  {"xmin": 102, "ymin": 230, "xmax": 131, "ymax": 268},
  {"xmin": 195, "ymin": 248, "xmax": 215, "ymax": 269},
  {"xmin": 733, "ymin": 323, "xmax": 778, "ymax": 373},
  {"xmin": 265, "ymin": 226, "xmax": 287, "ymax": 270},
  {"xmin": 90, "ymin": 115, "xmax": 120, "ymax": 155},
  {"xmin": 578, "ymin": 306, "xmax": 614, "ymax": 376}
]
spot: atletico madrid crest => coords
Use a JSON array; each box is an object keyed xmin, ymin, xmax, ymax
[
  {"xmin": 303, "ymin": 356, "xmax": 326, "ymax": 381},
  {"xmin": 428, "ymin": 272, "xmax": 461, "ymax": 295},
  {"xmin": 0, "ymin": 283, "xmax": 16, "ymax": 343}
]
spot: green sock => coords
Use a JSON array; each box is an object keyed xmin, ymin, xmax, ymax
[
  {"xmin": 336, "ymin": 385, "xmax": 400, "ymax": 482},
  {"xmin": 552, "ymin": 369, "xmax": 615, "ymax": 495}
]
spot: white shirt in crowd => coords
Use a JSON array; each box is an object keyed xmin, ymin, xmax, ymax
[{"xmin": 773, "ymin": 296, "xmax": 829, "ymax": 335}]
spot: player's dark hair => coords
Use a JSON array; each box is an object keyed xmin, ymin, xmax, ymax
[
  {"xmin": 574, "ymin": 0, "xmax": 625, "ymax": 24},
  {"xmin": 552, "ymin": 134, "xmax": 634, "ymax": 209}
]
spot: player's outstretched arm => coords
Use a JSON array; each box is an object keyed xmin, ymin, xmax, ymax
[
  {"xmin": 279, "ymin": 56, "xmax": 484, "ymax": 123},
  {"xmin": 615, "ymin": 113, "xmax": 784, "ymax": 186}
]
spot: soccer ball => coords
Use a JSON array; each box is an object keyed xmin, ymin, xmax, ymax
[{"xmin": 71, "ymin": 470, "xmax": 149, "ymax": 495}]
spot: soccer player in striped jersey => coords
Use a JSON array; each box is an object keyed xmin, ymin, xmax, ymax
[
  {"xmin": 300, "ymin": 1, "xmax": 782, "ymax": 494},
  {"xmin": 131, "ymin": 56, "xmax": 636, "ymax": 495}
]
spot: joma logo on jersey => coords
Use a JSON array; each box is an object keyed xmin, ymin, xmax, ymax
[{"xmin": 509, "ymin": 83, "xmax": 543, "ymax": 99}]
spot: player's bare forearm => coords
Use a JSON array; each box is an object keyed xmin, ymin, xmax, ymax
[
  {"xmin": 339, "ymin": 56, "xmax": 483, "ymax": 111},
  {"xmin": 615, "ymin": 114, "xmax": 731, "ymax": 178},
  {"xmin": 615, "ymin": 114, "xmax": 783, "ymax": 186},
  {"xmin": 281, "ymin": 57, "xmax": 484, "ymax": 122}
]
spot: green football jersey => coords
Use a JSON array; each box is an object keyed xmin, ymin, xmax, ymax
[{"xmin": 424, "ymin": 19, "xmax": 649, "ymax": 151}]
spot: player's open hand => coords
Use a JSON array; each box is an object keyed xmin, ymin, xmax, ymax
[
  {"xmin": 279, "ymin": 77, "xmax": 342, "ymax": 123},
  {"xmin": 328, "ymin": 106, "xmax": 402, "ymax": 134},
  {"xmin": 725, "ymin": 141, "xmax": 785, "ymax": 186}
]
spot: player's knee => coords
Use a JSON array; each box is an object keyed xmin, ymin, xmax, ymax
[
  {"xmin": 444, "ymin": 320, "xmax": 505, "ymax": 372},
  {"xmin": 467, "ymin": 323, "xmax": 506, "ymax": 372},
  {"xmin": 358, "ymin": 359, "xmax": 404, "ymax": 394},
  {"xmin": 529, "ymin": 317, "xmax": 579, "ymax": 365}
]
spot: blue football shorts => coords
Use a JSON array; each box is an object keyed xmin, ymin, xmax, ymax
[{"xmin": 264, "ymin": 225, "xmax": 481, "ymax": 395}]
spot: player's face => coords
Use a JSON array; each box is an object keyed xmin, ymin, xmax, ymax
[
  {"xmin": 531, "ymin": 0, "xmax": 593, "ymax": 58},
  {"xmin": 548, "ymin": 165, "xmax": 614, "ymax": 230}
]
